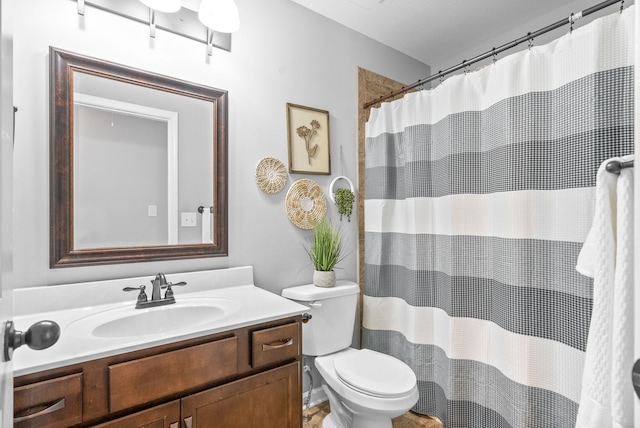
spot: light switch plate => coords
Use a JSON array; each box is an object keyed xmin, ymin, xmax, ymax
[{"xmin": 181, "ymin": 212, "xmax": 197, "ymax": 227}]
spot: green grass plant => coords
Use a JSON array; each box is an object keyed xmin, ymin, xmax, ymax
[{"xmin": 310, "ymin": 217, "xmax": 343, "ymax": 271}]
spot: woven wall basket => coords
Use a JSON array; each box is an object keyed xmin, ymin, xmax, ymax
[
  {"xmin": 255, "ymin": 157, "xmax": 288, "ymax": 194},
  {"xmin": 285, "ymin": 179, "xmax": 327, "ymax": 229}
]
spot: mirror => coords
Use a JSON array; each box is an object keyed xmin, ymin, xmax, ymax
[{"xmin": 50, "ymin": 47, "xmax": 228, "ymax": 267}]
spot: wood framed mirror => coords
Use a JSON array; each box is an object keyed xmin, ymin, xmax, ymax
[{"xmin": 50, "ymin": 47, "xmax": 228, "ymax": 267}]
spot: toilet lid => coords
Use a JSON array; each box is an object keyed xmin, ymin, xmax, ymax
[{"xmin": 333, "ymin": 349, "xmax": 416, "ymax": 398}]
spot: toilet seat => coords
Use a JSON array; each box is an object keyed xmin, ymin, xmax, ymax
[{"xmin": 333, "ymin": 349, "xmax": 416, "ymax": 398}]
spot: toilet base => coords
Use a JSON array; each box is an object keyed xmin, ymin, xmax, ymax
[
  {"xmin": 321, "ymin": 413, "xmax": 341, "ymax": 428},
  {"xmin": 321, "ymin": 411, "xmax": 393, "ymax": 428}
]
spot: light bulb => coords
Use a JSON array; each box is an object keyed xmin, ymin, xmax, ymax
[{"xmin": 198, "ymin": 0, "xmax": 240, "ymax": 33}]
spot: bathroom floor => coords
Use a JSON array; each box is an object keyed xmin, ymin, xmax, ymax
[{"xmin": 303, "ymin": 401, "xmax": 443, "ymax": 428}]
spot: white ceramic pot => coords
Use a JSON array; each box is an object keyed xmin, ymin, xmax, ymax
[{"xmin": 313, "ymin": 270, "xmax": 336, "ymax": 287}]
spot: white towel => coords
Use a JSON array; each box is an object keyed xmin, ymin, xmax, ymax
[
  {"xmin": 575, "ymin": 155, "xmax": 635, "ymax": 428},
  {"xmin": 202, "ymin": 208, "xmax": 213, "ymax": 243}
]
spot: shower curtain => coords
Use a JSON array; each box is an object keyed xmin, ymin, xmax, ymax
[{"xmin": 363, "ymin": 6, "xmax": 634, "ymax": 428}]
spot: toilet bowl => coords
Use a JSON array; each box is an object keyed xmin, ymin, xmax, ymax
[
  {"xmin": 281, "ymin": 281, "xmax": 419, "ymax": 428},
  {"xmin": 316, "ymin": 348, "xmax": 419, "ymax": 428}
]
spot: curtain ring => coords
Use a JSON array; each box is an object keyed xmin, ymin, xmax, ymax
[
  {"xmin": 527, "ymin": 32, "xmax": 533, "ymax": 50},
  {"xmin": 569, "ymin": 13, "xmax": 574, "ymax": 33},
  {"xmin": 620, "ymin": 0, "xmax": 625, "ymax": 13},
  {"xmin": 462, "ymin": 60, "xmax": 470, "ymax": 75},
  {"xmin": 438, "ymin": 71, "xmax": 444, "ymax": 85},
  {"xmin": 492, "ymin": 47, "xmax": 497, "ymax": 64}
]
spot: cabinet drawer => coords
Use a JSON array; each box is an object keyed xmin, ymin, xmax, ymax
[
  {"xmin": 252, "ymin": 322, "xmax": 300, "ymax": 368},
  {"xmin": 91, "ymin": 400, "xmax": 180, "ymax": 428},
  {"xmin": 109, "ymin": 336, "xmax": 238, "ymax": 413},
  {"xmin": 14, "ymin": 372, "xmax": 83, "ymax": 428}
]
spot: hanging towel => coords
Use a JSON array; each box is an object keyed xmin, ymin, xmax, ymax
[
  {"xmin": 202, "ymin": 207, "xmax": 213, "ymax": 243},
  {"xmin": 575, "ymin": 155, "xmax": 635, "ymax": 428}
]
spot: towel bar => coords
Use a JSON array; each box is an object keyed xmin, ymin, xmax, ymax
[
  {"xmin": 197, "ymin": 206, "xmax": 213, "ymax": 214},
  {"xmin": 605, "ymin": 159, "xmax": 634, "ymax": 174}
]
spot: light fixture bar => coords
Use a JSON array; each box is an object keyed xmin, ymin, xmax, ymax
[
  {"xmin": 149, "ymin": 8, "xmax": 157, "ymax": 38},
  {"xmin": 74, "ymin": 0, "xmax": 232, "ymax": 53}
]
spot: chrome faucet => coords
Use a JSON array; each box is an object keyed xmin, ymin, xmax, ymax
[
  {"xmin": 151, "ymin": 273, "xmax": 168, "ymax": 301},
  {"xmin": 123, "ymin": 273, "xmax": 187, "ymax": 309}
]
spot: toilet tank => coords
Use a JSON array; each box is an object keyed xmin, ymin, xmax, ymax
[{"xmin": 282, "ymin": 281, "xmax": 359, "ymax": 356}]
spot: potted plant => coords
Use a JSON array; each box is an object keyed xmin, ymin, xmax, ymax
[
  {"xmin": 310, "ymin": 217, "xmax": 343, "ymax": 287},
  {"xmin": 335, "ymin": 188, "xmax": 354, "ymax": 222}
]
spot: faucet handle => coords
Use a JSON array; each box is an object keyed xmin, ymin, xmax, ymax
[
  {"xmin": 163, "ymin": 281, "xmax": 187, "ymax": 300},
  {"xmin": 123, "ymin": 285, "xmax": 148, "ymax": 305}
]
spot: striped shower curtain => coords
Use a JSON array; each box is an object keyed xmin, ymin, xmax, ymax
[{"xmin": 363, "ymin": 7, "xmax": 634, "ymax": 428}]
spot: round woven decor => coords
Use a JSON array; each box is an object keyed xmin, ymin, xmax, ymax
[
  {"xmin": 255, "ymin": 157, "xmax": 287, "ymax": 194},
  {"xmin": 285, "ymin": 179, "xmax": 327, "ymax": 229}
]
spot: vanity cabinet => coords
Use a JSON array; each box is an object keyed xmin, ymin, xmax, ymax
[
  {"xmin": 13, "ymin": 316, "xmax": 302, "ymax": 428},
  {"xmin": 181, "ymin": 362, "xmax": 300, "ymax": 428}
]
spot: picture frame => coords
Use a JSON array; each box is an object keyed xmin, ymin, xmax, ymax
[{"xmin": 287, "ymin": 103, "xmax": 331, "ymax": 175}]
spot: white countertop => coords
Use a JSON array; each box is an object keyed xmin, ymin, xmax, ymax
[{"xmin": 12, "ymin": 267, "xmax": 308, "ymax": 377}]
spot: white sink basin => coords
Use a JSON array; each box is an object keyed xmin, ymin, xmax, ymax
[{"xmin": 66, "ymin": 298, "xmax": 240, "ymax": 338}]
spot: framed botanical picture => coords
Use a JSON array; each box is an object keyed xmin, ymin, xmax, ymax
[{"xmin": 287, "ymin": 103, "xmax": 331, "ymax": 175}]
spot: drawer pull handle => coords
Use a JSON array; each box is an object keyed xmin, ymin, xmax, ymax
[
  {"xmin": 170, "ymin": 423, "xmax": 178, "ymax": 428},
  {"xmin": 14, "ymin": 398, "xmax": 65, "ymax": 422},
  {"xmin": 184, "ymin": 415, "xmax": 193, "ymax": 428},
  {"xmin": 262, "ymin": 338, "xmax": 293, "ymax": 351}
]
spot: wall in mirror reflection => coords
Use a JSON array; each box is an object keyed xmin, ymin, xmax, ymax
[{"xmin": 73, "ymin": 71, "xmax": 214, "ymax": 249}]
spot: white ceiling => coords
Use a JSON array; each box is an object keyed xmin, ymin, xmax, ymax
[{"xmin": 289, "ymin": 0, "xmax": 624, "ymax": 68}]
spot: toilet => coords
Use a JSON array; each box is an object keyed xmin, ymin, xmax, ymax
[{"xmin": 282, "ymin": 281, "xmax": 419, "ymax": 428}]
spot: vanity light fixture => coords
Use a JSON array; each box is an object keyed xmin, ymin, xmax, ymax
[
  {"xmin": 138, "ymin": 0, "xmax": 181, "ymax": 37},
  {"xmin": 75, "ymin": 0, "xmax": 238, "ymax": 56},
  {"xmin": 198, "ymin": 0, "xmax": 240, "ymax": 55}
]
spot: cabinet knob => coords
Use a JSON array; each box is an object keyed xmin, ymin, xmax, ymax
[
  {"xmin": 3, "ymin": 320, "xmax": 60, "ymax": 362},
  {"xmin": 632, "ymin": 359, "xmax": 640, "ymax": 398}
]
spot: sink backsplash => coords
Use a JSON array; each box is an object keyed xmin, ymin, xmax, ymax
[{"xmin": 14, "ymin": 266, "xmax": 256, "ymax": 317}]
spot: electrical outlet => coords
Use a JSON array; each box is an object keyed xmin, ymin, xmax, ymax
[{"xmin": 181, "ymin": 212, "xmax": 197, "ymax": 227}]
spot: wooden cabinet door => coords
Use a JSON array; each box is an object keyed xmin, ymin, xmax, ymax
[
  {"xmin": 91, "ymin": 400, "xmax": 180, "ymax": 428},
  {"xmin": 181, "ymin": 362, "xmax": 301, "ymax": 428}
]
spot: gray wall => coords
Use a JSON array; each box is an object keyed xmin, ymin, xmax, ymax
[{"xmin": 12, "ymin": 0, "xmax": 430, "ymax": 292}]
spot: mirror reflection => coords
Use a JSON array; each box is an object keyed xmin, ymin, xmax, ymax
[
  {"xmin": 73, "ymin": 72, "xmax": 214, "ymax": 249},
  {"xmin": 50, "ymin": 48, "xmax": 228, "ymax": 267}
]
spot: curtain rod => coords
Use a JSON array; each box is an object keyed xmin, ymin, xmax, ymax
[{"xmin": 363, "ymin": 0, "xmax": 625, "ymax": 109}]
